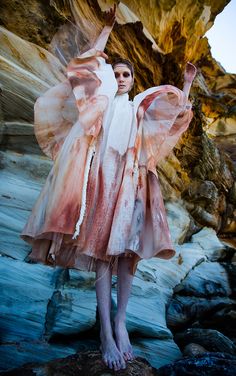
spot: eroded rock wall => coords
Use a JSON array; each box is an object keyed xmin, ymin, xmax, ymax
[{"xmin": 0, "ymin": 0, "xmax": 236, "ymax": 372}]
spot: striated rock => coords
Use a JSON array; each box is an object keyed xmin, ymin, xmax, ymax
[
  {"xmin": 45, "ymin": 270, "xmax": 97, "ymax": 338},
  {"xmin": 173, "ymin": 261, "xmax": 232, "ymax": 297},
  {"xmin": 113, "ymin": 276, "xmax": 173, "ymax": 339},
  {"xmin": 190, "ymin": 227, "xmax": 230, "ymax": 260},
  {"xmin": 165, "ymin": 201, "xmax": 191, "ymax": 244},
  {"xmin": 0, "ymin": 257, "xmax": 63, "ymax": 342},
  {"xmin": 1, "ymin": 1, "xmax": 235, "ymax": 232},
  {"xmin": 166, "ymin": 258, "xmax": 236, "ymax": 343},
  {"xmin": 136, "ymin": 229, "xmax": 229, "ymax": 294},
  {"xmin": 0, "ymin": 0, "xmax": 236, "ymax": 373},
  {"xmin": 0, "ymin": 341, "xmax": 76, "ymax": 373},
  {"xmin": 0, "ymin": 0, "xmax": 66, "ymax": 49},
  {"xmin": 0, "ymin": 151, "xmax": 51, "ymax": 261},
  {"xmin": 207, "ymin": 115, "xmax": 236, "ymax": 138},
  {"xmin": 213, "ymin": 135, "xmax": 236, "ymax": 170},
  {"xmin": 1, "ymin": 146, "xmax": 184, "ymax": 369},
  {"xmin": 0, "ymin": 26, "xmax": 65, "ymax": 156},
  {"xmin": 157, "ymin": 153, "xmax": 191, "ymax": 200},
  {"xmin": 132, "ymin": 338, "xmax": 182, "ymax": 369},
  {"xmin": 166, "ymin": 260, "xmax": 236, "ymax": 336},
  {"xmin": 182, "ymin": 180, "xmax": 222, "ymax": 229},
  {"xmin": 2, "ymin": 163, "xmax": 231, "ymax": 370},
  {"xmin": 179, "ymin": 137, "xmax": 234, "ymax": 231},
  {"xmin": 176, "ymin": 105, "xmax": 235, "ymax": 232},
  {"xmin": 199, "ymin": 46, "xmax": 236, "ymax": 154},
  {"xmin": 221, "ymin": 180, "xmax": 236, "ymax": 233}
]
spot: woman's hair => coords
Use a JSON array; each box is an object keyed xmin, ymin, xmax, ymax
[{"xmin": 112, "ymin": 58, "xmax": 134, "ymax": 77}]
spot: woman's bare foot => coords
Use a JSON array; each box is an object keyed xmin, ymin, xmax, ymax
[
  {"xmin": 100, "ymin": 329, "xmax": 126, "ymax": 371},
  {"xmin": 114, "ymin": 317, "xmax": 134, "ymax": 361}
]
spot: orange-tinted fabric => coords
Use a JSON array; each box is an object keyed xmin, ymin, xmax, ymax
[{"xmin": 21, "ymin": 50, "xmax": 192, "ymax": 275}]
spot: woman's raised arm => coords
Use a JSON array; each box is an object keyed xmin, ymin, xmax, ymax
[
  {"xmin": 93, "ymin": 4, "xmax": 117, "ymax": 51},
  {"xmin": 183, "ymin": 62, "xmax": 197, "ymax": 98}
]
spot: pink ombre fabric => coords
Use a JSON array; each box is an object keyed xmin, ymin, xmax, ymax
[{"xmin": 21, "ymin": 50, "xmax": 193, "ymax": 274}]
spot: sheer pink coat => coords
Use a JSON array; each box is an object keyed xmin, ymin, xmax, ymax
[{"xmin": 21, "ymin": 50, "xmax": 193, "ymax": 274}]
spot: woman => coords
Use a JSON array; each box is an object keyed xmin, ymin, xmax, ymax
[{"xmin": 21, "ymin": 5, "xmax": 196, "ymax": 371}]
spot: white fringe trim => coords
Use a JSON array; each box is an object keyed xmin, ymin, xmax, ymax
[
  {"xmin": 133, "ymin": 160, "xmax": 139, "ymax": 187},
  {"xmin": 72, "ymin": 143, "xmax": 96, "ymax": 240}
]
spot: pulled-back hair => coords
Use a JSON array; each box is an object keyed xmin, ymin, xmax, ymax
[{"xmin": 112, "ymin": 58, "xmax": 134, "ymax": 77}]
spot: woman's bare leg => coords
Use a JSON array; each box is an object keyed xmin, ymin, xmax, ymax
[
  {"xmin": 114, "ymin": 256, "xmax": 135, "ymax": 361},
  {"xmin": 95, "ymin": 259, "xmax": 126, "ymax": 370}
]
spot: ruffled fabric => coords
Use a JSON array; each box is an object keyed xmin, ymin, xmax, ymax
[{"xmin": 21, "ymin": 49, "xmax": 192, "ymax": 275}]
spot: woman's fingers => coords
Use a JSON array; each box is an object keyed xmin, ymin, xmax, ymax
[
  {"xmin": 184, "ymin": 62, "xmax": 197, "ymax": 82},
  {"xmin": 81, "ymin": 48, "xmax": 108, "ymax": 60},
  {"xmin": 96, "ymin": 50, "xmax": 108, "ymax": 59},
  {"xmin": 104, "ymin": 3, "xmax": 117, "ymax": 27}
]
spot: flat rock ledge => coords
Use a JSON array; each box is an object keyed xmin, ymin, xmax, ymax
[{"xmin": 1, "ymin": 350, "xmax": 236, "ymax": 376}]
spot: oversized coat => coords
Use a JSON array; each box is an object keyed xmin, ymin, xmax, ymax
[{"xmin": 21, "ymin": 49, "xmax": 193, "ymax": 275}]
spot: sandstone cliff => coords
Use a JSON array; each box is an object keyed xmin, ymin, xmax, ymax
[{"xmin": 0, "ymin": 0, "xmax": 235, "ymax": 373}]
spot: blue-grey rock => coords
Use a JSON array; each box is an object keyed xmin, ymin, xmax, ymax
[
  {"xmin": 112, "ymin": 275, "xmax": 173, "ymax": 339},
  {"xmin": 49, "ymin": 271, "xmax": 97, "ymax": 336},
  {"xmin": 0, "ymin": 257, "xmax": 61, "ymax": 342},
  {"xmin": 133, "ymin": 337, "xmax": 182, "ymax": 369},
  {"xmin": 167, "ymin": 295, "xmax": 234, "ymax": 328},
  {"xmin": 0, "ymin": 21, "xmax": 235, "ymax": 376},
  {"xmin": 0, "ymin": 341, "xmax": 75, "ymax": 372},
  {"xmin": 174, "ymin": 261, "xmax": 232, "ymax": 297}
]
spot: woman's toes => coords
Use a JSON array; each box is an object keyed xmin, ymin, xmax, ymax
[
  {"xmin": 123, "ymin": 352, "xmax": 129, "ymax": 361},
  {"xmin": 113, "ymin": 360, "xmax": 119, "ymax": 371},
  {"xmin": 125, "ymin": 351, "xmax": 131, "ymax": 361}
]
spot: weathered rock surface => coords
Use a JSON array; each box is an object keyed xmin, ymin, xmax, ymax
[
  {"xmin": 166, "ymin": 258, "xmax": 236, "ymax": 342},
  {"xmin": 174, "ymin": 328, "xmax": 236, "ymax": 355},
  {"xmin": 167, "ymin": 295, "xmax": 235, "ymax": 330},
  {"xmin": 0, "ymin": 341, "xmax": 76, "ymax": 373},
  {"xmin": 1, "ymin": 351, "xmax": 236, "ymax": 376},
  {"xmin": 1, "ymin": 152, "xmax": 233, "ymax": 369},
  {"xmin": 158, "ymin": 352, "xmax": 236, "ymax": 376},
  {"xmin": 0, "ymin": 351, "xmax": 160, "ymax": 376},
  {"xmin": 0, "ymin": 2, "xmax": 235, "ymax": 219},
  {"xmin": 173, "ymin": 261, "xmax": 233, "ymax": 297},
  {"xmin": 0, "ymin": 0, "xmax": 236, "ymax": 373}
]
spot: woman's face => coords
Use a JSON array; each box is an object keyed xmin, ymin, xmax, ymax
[{"xmin": 113, "ymin": 64, "xmax": 133, "ymax": 95}]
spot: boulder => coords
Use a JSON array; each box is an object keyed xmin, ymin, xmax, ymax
[
  {"xmin": 158, "ymin": 352, "xmax": 236, "ymax": 376},
  {"xmin": 174, "ymin": 328, "xmax": 236, "ymax": 355}
]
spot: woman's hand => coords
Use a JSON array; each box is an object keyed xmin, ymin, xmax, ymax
[
  {"xmin": 104, "ymin": 4, "xmax": 117, "ymax": 28},
  {"xmin": 182, "ymin": 62, "xmax": 197, "ymax": 97},
  {"xmin": 92, "ymin": 4, "xmax": 117, "ymax": 52},
  {"xmin": 77, "ymin": 48, "xmax": 108, "ymax": 60},
  {"xmin": 184, "ymin": 62, "xmax": 197, "ymax": 83}
]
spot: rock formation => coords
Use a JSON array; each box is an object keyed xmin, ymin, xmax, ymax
[
  {"xmin": 2, "ymin": 351, "xmax": 236, "ymax": 376},
  {"xmin": 0, "ymin": 0, "xmax": 235, "ymax": 373}
]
